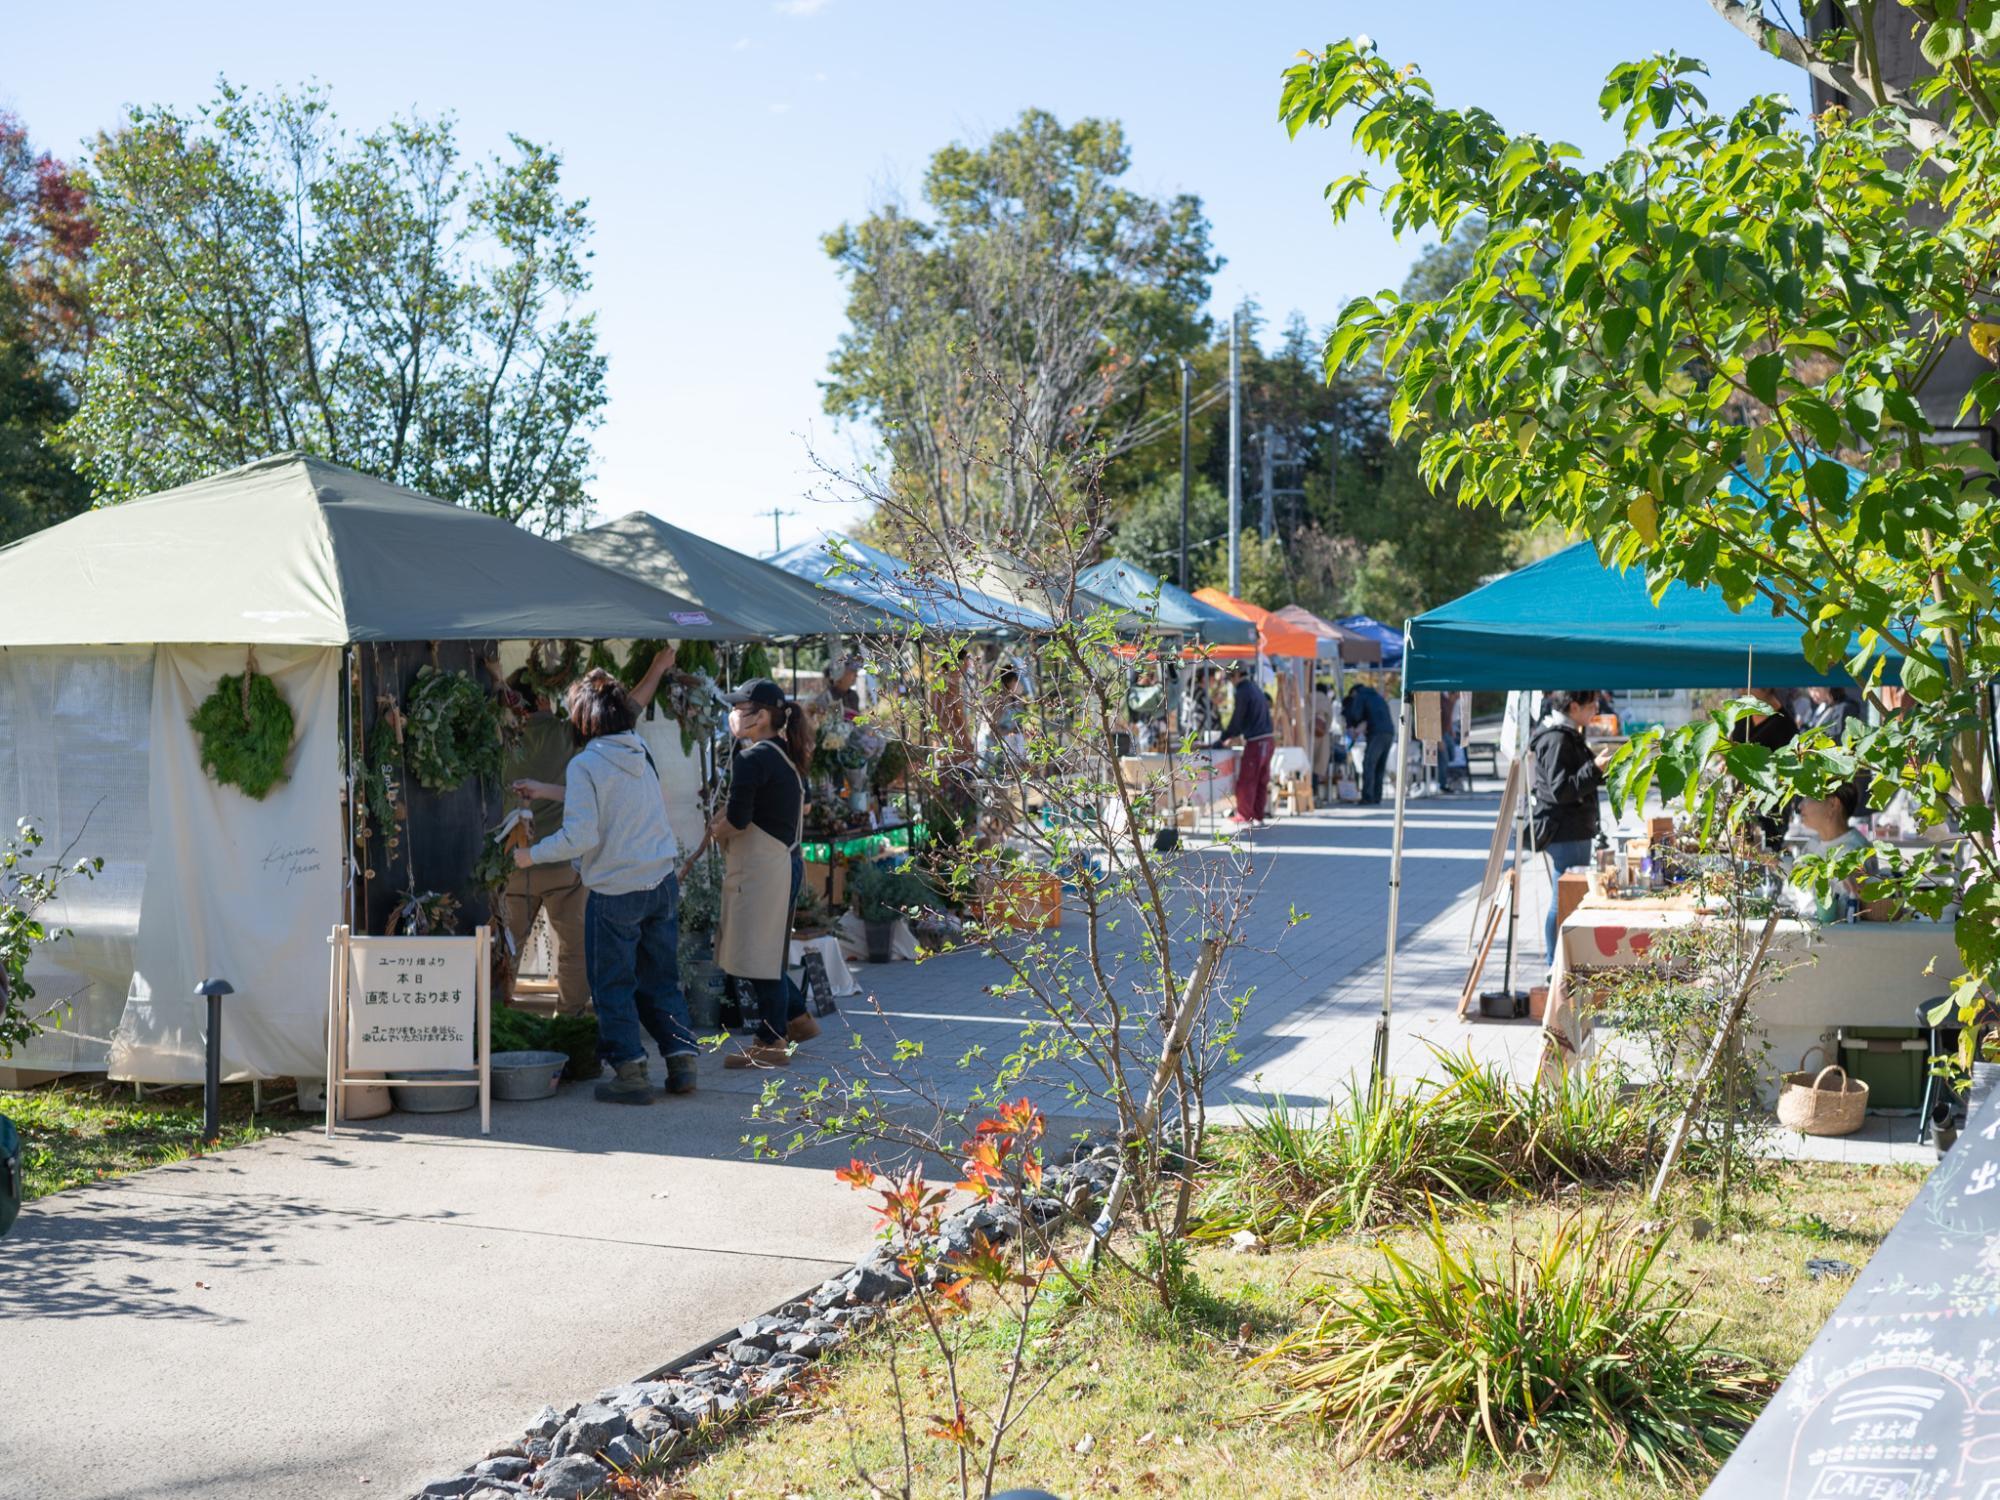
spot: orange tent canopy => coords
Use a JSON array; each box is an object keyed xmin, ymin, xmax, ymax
[{"xmin": 1192, "ymin": 587, "xmax": 1319, "ymax": 659}]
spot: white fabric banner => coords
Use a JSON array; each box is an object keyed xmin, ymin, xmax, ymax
[
  {"xmin": 112, "ymin": 645, "xmax": 343, "ymax": 1083},
  {"xmin": 0, "ymin": 645, "xmax": 154, "ymax": 1071}
]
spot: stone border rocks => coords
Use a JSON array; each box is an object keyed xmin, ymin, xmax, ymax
[{"xmin": 404, "ymin": 1143, "xmax": 1121, "ymax": 1499}]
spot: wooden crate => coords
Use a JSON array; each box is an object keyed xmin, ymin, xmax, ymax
[{"xmin": 803, "ymin": 858, "xmax": 846, "ymax": 907}]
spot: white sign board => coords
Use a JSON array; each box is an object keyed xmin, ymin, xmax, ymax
[
  {"xmin": 345, "ymin": 935, "xmax": 478, "ymax": 1071},
  {"xmin": 326, "ymin": 926, "xmax": 491, "ymax": 1136}
]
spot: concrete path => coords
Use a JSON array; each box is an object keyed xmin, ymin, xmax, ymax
[
  {"xmin": 0, "ymin": 776, "xmax": 1927, "ymax": 1500},
  {"xmin": 0, "ymin": 1081, "xmax": 880, "ymax": 1500}
]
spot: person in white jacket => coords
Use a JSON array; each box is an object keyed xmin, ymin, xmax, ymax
[{"xmin": 513, "ymin": 669, "xmax": 694, "ymax": 1104}]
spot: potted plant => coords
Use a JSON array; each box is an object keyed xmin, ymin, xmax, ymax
[
  {"xmin": 848, "ymin": 857, "xmax": 938, "ymax": 963},
  {"xmin": 678, "ymin": 851, "xmax": 725, "ymax": 1028}
]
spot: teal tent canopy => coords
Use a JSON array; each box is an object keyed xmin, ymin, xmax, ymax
[
  {"xmin": 1404, "ymin": 542, "xmax": 1884, "ymax": 691},
  {"xmin": 1076, "ymin": 560, "xmax": 1257, "ymax": 647}
]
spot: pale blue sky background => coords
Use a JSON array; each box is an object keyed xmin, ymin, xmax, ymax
[{"xmin": 4, "ymin": 2, "xmax": 1798, "ymax": 554}]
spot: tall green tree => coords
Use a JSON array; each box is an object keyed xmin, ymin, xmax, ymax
[
  {"xmin": 0, "ymin": 113, "xmax": 93, "ymax": 543},
  {"xmin": 70, "ymin": 83, "xmax": 605, "ymax": 533},
  {"xmin": 1282, "ymin": 13, "xmax": 2000, "ymax": 1032},
  {"xmin": 823, "ymin": 109, "xmax": 1217, "ymax": 545}
]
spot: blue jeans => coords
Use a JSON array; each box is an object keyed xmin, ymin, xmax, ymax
[
  {"xmin": 742, "ymin": 851, "xmax": 809, "ymax": 1045},
  {"xmin": 585, "ymin": 873, "xmax": 696, "ymax": 1066},
  {"xmin": 1541, "ymin": 839, "xmax": 1595, "ymax": 967}
]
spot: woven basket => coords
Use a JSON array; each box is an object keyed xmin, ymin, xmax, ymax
[{"xmin": 1777, "ymin": 1049, "xmax": 1869, "ymax": 1137}]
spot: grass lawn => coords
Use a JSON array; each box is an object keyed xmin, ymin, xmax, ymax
[
  {"xmin": 4, "ymin": 1077, "xmax": 313, "ymax": 1200},
  {"xmin": 648, "ymin": 1162, "xmax": 1925, "ymax": 1499}
]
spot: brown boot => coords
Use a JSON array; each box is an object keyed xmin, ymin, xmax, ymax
[
  {"xmin": 723, "ymin": 1043, "xmax": 793, "ymax": 1070},
  {"xmin": 786, "ymin": 1011, "xmax": 822, "ymax": 1043}
]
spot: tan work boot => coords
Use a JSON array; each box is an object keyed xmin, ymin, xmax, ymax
[
  {"xmin": 786, "ymin": 1011, "xmax": 822, "ymax": 1043},
  {"xmin": 723, "ymin": 1043, "xmax": 793, "ymax": 1070}
]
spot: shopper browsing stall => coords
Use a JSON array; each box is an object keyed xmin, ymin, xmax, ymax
[
  {"xmin": 712, "ymin": 678, "xmax": 819, "ymax": 1070},
  {"xmin": 1218, "ymin": 662, "xmax": 1276, "ymax": 825},
  {"xmin": 499, "ymin": 645, "xmax": 677, "ymax": 1019},
  {"xmin": 1342, "ymin": 681, "xmax": 1397, "ymax": 806},
  {"xmin": 1528, "ymin": 689, "xmax": 1613, "ymax": 967},
  {"xmin": 513, "ymin": 668, "xmax": 695, "ymax": 1104}
]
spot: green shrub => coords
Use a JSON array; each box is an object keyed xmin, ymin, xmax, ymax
[
  {"xmin": 490, "ymin": 1005, "xmax": 598, "ymax": 1080},
  {"xmin": 1263, "ymin": 1214, "xmax": 1770, "ymax": 1480},
  {"xmin": 1194, "ymin": 1052, "xmax": 1655, "ymax": 1245}
]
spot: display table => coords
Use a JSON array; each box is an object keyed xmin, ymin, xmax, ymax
[
  {"xmin": 1544, "ymin": 883, "xmax": 1964, "ymax": 1099},
  {"xmin": 787, "ymin": 933, "xmax": 860, "ymax": 998}
]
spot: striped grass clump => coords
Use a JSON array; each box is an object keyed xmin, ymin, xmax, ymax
[
  {"xmin": 1262, "ymin": 1213, "xmax": 1770, "ymax": 1480},
  {"xmin": 1194, "ymin": 1051, "xmax": 1656, "ymax": 1246}
]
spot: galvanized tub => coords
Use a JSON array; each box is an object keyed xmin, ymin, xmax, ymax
[
  {"xmin": 490, "ymin": 1050, "xmax": 568, "ymax": 1102},
  {"xmin": 390, "ymin": 1071, "xmax": 479, "ymax": 1114}
]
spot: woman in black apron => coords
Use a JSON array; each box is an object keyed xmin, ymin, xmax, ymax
[{"xmin": 711, "ymin": 679, "xmax": 817, "ymax": 1069}]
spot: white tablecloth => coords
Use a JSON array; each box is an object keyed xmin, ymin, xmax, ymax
[{"xmin": 788, "ymin": 933, "xmax": 860, "ymax": 996}]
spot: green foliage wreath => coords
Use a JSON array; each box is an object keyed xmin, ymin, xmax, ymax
[
  {"xmin": 403, "ymin": 666, "xmax": 504, "ymax": 793},
  {"xmin": 189, "ymin": 669, "xmax": 294, "ymax": 799}
]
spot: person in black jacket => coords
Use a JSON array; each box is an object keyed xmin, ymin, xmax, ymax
[
  {"xmin": 1529, "ymin": 690, "xmax": 1612, "ymax": 966},
  {"xmin": 1218, "ymin": 664, "xmax": 1276, "ymax": 823}
]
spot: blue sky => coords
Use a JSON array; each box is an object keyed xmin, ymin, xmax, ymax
[{"xmin": 5, "ymin": 2, "xmax": 1798, "ymax": 554}]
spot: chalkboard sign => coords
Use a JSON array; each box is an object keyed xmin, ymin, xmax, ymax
[
  {"xmin": 801, "ymin": 949, "xmax": 837, "ymax": 1018},
  {"xmin": 1707, "ymin": 1075, "xmax": 2000, "ymax": 1498}
]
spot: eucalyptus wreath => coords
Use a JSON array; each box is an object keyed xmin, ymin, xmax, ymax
[
  {"xmin": 403, "ymin": 666, "xmax": 504, "ymax": 793},
  {"xmin": 189, "ymin": 666, "xmax": 294, "ymax": 799}
]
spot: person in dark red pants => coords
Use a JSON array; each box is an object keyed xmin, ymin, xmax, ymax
[{"xmin": 1219, "ymin": 662, "xmax": 1276, "ymax": 824}]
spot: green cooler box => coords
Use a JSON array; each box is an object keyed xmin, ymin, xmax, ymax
[{"xmin": 1836, "ymin": 1027, "xmax": 1929, "ymax": 1114}]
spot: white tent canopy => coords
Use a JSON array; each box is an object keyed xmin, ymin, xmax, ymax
[{"xmin": 1, "ymin": 454, "xmax": 740, "ymax": 1084}]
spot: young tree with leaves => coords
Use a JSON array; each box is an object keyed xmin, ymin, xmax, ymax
[
  {"xmin": 70, "ymin": 83, "xmax": 605, "ymax": 534},
  {"xmin": 823, "ymin": 109, "xmax": 1217, "ymax": 545},
  {"xmin": 1280, "ymin": 12, "xmax": 2000, "ymax": 1043}
]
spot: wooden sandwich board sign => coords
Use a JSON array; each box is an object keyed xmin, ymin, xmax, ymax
[{"xmin": 325, "ymin": 924, "xmax": 491, "ymax": 1137}]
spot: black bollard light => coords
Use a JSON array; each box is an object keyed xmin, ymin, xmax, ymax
[{"xmin": 194, "ymin": 978, "xmax": 234, "ymax": 1143}]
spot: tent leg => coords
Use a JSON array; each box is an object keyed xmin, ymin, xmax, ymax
[
  {"xmin": 1372, "ymin": 695, "xmax": 1414, "ymax": 1096},
  {"xmin": 1499, "ymin": 692, "xmax": 1530, "ymax": 996}
]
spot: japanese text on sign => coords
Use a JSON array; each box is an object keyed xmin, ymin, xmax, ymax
[{"xmin": 344, "ymin": 936, "xmax": 477, "ymax": 1071}]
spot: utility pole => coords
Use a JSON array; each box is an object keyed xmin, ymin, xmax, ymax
[
  {"xmin": 757, "ymin": 507, "xmax": 795, "ymax": 554},
  {"xmin": 1177, "ymin": 358, "xmax": 1192, "ymax": 591},
  {"xmin": 1259, "ymin": 423, "xmax": 1275, "ymax": 540},
  {"xmin": 1227, "ymin": 311, "xmax": 1241, "ymax": 597}
]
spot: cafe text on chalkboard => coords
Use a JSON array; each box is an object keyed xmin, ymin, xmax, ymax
[
  {"xmin": 1707, "ymin": 1076, "xmax": 2000, "ymax": 1499},
  {"xmin": 325, "ymin": 925, "xmax": 492, "ymax": 1136}
]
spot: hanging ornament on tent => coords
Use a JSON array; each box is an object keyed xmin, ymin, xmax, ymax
[{"xmin": 189, "ymin": 648, "xmax": 295, "ymax": 799}]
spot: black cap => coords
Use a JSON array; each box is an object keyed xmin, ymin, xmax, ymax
[{"xmin": 727, "ymin": 677, "xmax": 786, "ymax": 711}]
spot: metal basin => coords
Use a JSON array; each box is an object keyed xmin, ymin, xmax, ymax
[
  {"xmin": 389, "ymin": 1071, "xmax": 479, "ymax": 1114},
  {"xmin": 490, "ymin": 1050, "xmax": 568, "ymax": 1102}
]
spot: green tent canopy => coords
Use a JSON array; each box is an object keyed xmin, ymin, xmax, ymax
[
  {"xmin": 563, "ymin": 510, "xmax": 887, "ymax": 639},
  {"xmin": 0, "ymin": 452, "xmax": 753, "ymax": 646},
  {"xmin": 1404, "ymin": 542, "xmax": 1888, "ymax": 691}
]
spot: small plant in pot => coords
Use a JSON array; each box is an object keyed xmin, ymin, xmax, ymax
[
  {"xmin": 848, "ymin": 856, "xmax": 937, "ymax": 963},
  {"xmin": 678, "ymin": 850, "xmax": 725, "ymax": 1028}
]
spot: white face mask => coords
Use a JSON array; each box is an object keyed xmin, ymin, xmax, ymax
[{"xmin": 730, "ymin": 706, "xmax": 753, "ymax": 739}]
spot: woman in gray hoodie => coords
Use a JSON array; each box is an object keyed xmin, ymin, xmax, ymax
[{"xmin": 513, "ymin": 669, "xmax": 696, "ymax": 1103}]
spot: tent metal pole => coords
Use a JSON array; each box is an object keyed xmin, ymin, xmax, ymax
[
  {"xmin": 1500, "ymin": 690, "xmax": 1529, "ymax": 996},
  {"xmin": 1372, "ymin": 690, "xmax": 1414, "ymax": 1096},
  {"xmin": 341, "ymin": 644, "xmax": 355, "ymax": 931}
]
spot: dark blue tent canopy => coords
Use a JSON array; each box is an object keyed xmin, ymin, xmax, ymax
[
  {"xmin": 1335, "ymin": 615, "xmax": 1405, "ymax": 667},
  {"xmin": 1404, "ymin": 543, "xmax": 1887, "ymax": 692}
]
